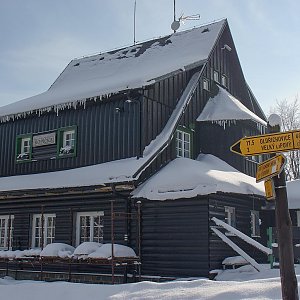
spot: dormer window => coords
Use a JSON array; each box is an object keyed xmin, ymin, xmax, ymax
[
  {"xmin": 213, "ymin": 70, "xmax": 219, "ymax": 83},
  {"xmin": 203, "ymin": 78, "xmax": 210, "ymax": 91},
  {"xmin": 221, "ymin": 75, "xmax": 228, "ymax": 87},
  {"xmin": 16, "ymin": 135, "xmax": 32, "ymax": 162},
  {"xmin": 57, "ymin": 126, "xmax": 77, "ymax": 157}
]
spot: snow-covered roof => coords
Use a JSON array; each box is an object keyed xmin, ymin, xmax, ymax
[
  {"xmin": 0, "ymin": 154, "xmax": 264, "ymax": 198},
  {"xmin": 0, "ymin": 20, "xmax": 226, "ymax": 122},
  {"xmin": 196, "ymin": 85, "xmax": 267, "ymax": 126},
  {"xmin": 0, "ymin": 71, "xmax": 201, "ymax": 193},
  {"xmin": 287, "ymin": 179, "xmax": 300, "ymax": 209},
  {"xmin": 0, "ymin": 157, "xmax": 141, "ymax": 192},
  {"xmin": 132, "ymin": 154, "xmax": 265, "ymax": 200}
]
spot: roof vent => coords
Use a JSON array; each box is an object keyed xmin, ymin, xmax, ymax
[{"xmin": 202, "ymin": 28, "xmax": 209, "ymax": 33}]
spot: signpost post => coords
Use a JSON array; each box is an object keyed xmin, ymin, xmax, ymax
[{"xmin": 230, "ymin": 114, "xmax": 299, "ymax": 300}]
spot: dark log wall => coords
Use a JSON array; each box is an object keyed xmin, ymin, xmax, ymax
[
  {"xmin": 196, "ymin": 120, "xmax": 264, "ymax": 177},
  {"xmin": 139, "ymin": 22, "xmax": 266, "ymax": 180},
  {"xmin": 208, "ymin": 193, "xmax": 267, "ymax": 270},
  {"xmin": 205, "ymin": 22, "xmax": 265, "ymax": 119},
  {"xmin": 0, "ymin": 22, "xmax": 266, "ymax": 181},
  {"xmin": 134, "ymin": 197, "xmax": 209, "ymax": 277},
  {"xmin": 0, "ymin": 96, "xmax": 140, "ymax": 177},
  {"xmin": 0, "ymin": 191, "xmax": 131, "ymax": 250},
  {"xmin": 260, "ymin": 208, "xmax": 300, "ymax": 245},
  {"xmin": 141, "ymin": 71, "xmax": 188, "ymax": 149}
]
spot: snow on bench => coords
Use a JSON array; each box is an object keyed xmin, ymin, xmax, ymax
[{"xmin": 222, "ymin": 256, "xmax": 250, "ymax": 269}]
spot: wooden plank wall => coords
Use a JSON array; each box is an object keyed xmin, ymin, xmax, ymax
[
  {"xmin": 209, "ymin": 193, "xmax": 267, "ymax": 270},
  {"xmin": 132, "ymin": 197, "xmax": 209, "ymax": 277},
  {"xmin": 0, "ymin": 191, "xmax": 131, "ymax": 250},
  {"xmin": 0, "ymin": 96, "xmax": 140, "ymax": 177}
]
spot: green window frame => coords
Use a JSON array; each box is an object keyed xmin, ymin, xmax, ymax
[
  {"xmin": 175, "ymin": 126, "xmax": 193, "ymax": 158},
  {"xmin": 57, "ymin": 126, "xmax": 77, "ymax": 158},
  {"xmin": 16, "ymin": 134, "xmax": 32, "ymax": 162}
]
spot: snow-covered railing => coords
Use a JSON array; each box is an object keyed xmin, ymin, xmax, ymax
[
  {"xmin": 211, "ymin": 227, "xmax": 262, "ymax": 272},
  {"xmin": 211, "ymin": 217, "xmax": 272, "ymax": 255}
]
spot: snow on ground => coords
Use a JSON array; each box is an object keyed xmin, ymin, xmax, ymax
[{"xmin": 1, "ymin": 265, "xmax": 300, "ymax": 300}]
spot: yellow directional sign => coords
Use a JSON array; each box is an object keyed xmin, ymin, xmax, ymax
[
  {"xmin": 264, "ymin": 179, "xmax": 276, "ymax": 200},
  {"xmin": 256, "ymin": 154, "xmax": 286, "ymax": 183},
  {"xmin": 230, "ymin": 129, "xmax": 300, "ymax": 156}
]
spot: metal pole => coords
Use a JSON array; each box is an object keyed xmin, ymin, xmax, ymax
[
  {"xmin": 268, "ymin": 119, "xmax": 298, "ymax": 300},
  {"xmin": 69, "ymin": 208, "xmax": 73, "ymax": 245},
  {"xmin": 133, "ymin": 0, "xmax": 136, "ymax": 45},
  {"xmin": 111, "ymin": 200, "xmax": 115, "ymax": 284},
  {"xmin": 173, "ymin": 0, "xmax": 176, "ymax": 33},
  {"xmin": 137, "ymin": 201, "xmax": 141, "ymax": 280},
  {"xmin": 7, "ymin": 215, "xmax": 11, "ymax": 250},
  {"xmin": 173, "ymin": 0, "xmax": 176, "ymax": 22},
  {"xmin": 41, "ymin": 206, "xmax": 44, "ymax": 250}
]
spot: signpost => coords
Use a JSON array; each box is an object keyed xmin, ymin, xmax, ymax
[
  {"xmin": 231, "ymin": 116, "xmax": 299, "ymax": 300},
  {"xmin": 264, "ymin": 179, "xmax": 275, "ymax": 200},
  {"xmin": 230, "ymin": 129, "xmax": 300, "ymax": 156},
  {"xmin": 256, "ymin": 154, "xmax": 286, "ymax": 183}
]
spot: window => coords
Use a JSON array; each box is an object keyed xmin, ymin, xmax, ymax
[
  {"xmin": 225, "ymin": 206, "xmax": 236, "ymax": 227},
  {"xmin": 16, "ymin": 135, "xmax": 32, "ymax": 161},
  {"xmin": 221, "ymin": 75, "xmax": 228, "ymax": 87},
  {"xmin": 213, "ymin": 70, "xmax": 219, "ymax": 83},
  {"xmin": 76, "ymin": 211, "xmax": 104, "ymax": 246},
  {"xmin": 32, "ymin": 214, "xmax": 56, "ymax": 248},
  {"xmin": 203, "ymin": 78, "xmax": 210, "ymax": 91},
  {"xmin": 0, "ymin": 215, "xmax": 14, "ymax": 250},
  {"xmin": 248, "ymin": 155, "xmax": 263, "ymax": 164},
  {"xmin": 176, "ymin": 128, "xmax": 192, "ymax": 158},
  {"xmin": 57, "ymin": 126, "xmax": 77, "ymax": 157},
  {"xmin": 251, "ymin": 211, "xmax": 260, "ymax": 237}
]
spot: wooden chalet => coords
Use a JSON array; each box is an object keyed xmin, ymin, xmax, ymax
[{"xmin": 0, "ymin": 19, "xmax": 269, "ymax": 282}]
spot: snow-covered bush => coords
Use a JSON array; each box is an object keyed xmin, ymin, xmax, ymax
[
  {"xmin": 88, "ymin": 244, "xmax": 136, "ymax": 259},
  {"xmin": 40, "ymin": 243, "xmax": 75, "ymax": 258},
  {"xmin": 73, "ymin": 242, "xmax": 102, "ymax": 256}
]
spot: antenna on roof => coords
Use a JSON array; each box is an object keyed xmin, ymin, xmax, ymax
[
  {"xmin": 133, "ymin": 0, "xmax": 137, "ymax": 45},
  {"xmin": 171, "ymin": 0, "xmax": 200, "ymax": 33}
]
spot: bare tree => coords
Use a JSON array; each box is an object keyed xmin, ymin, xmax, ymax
[{"xmin": 270, "ymin": 95, "xmax": 300, "ymax": 180}]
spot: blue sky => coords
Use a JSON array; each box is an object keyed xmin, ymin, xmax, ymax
[{"xmin": 0, "ymin": 0, "xmax": 299, "ymax": 114}]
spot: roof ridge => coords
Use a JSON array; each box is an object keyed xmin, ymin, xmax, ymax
[{"xmin": 72, "ymin": 18, "xmax": 227, "ymax": 62}]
